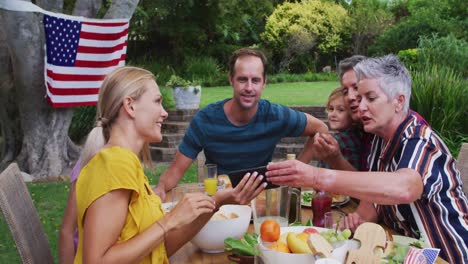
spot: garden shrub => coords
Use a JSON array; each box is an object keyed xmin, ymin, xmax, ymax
[
  {"xmin": 410, "ymin": 65, "xmax": 468, "ymax": 156},
  {"xmin": 417, "ymin": 34, "xmax": 467, "ymax": 77},
  {"xmin": 184, "ymin": 56, "xmax": 221, "ymax": 86},
  {"xmin": 397, "ymin": 48, "xmax": 418, "ymax": 70},
  {"xmin": 262, "ymin": 0, "xmax": 349, "ymax": 72},
  {"xmin": 268, "ymin": 72, "xmax": 337, "ymax": 84}
]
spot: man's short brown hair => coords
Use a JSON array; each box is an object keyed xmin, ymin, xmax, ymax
[
  {"xmin": 338, "ymin": 55, "xmax": 366, "ymax": 82},
  {"xmin": 229, "ymin": 48, "xmax": 267, "ymax": 81}
]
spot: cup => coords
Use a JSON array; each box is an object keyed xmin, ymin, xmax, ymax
[
  {"xmin": 172, "ymin": 183, "xmax": 205, "ymax": 204},
  {"xmin": 251, "ymin": 186, "xmax": 301, "ymax": 234},
  {"xmin": 204, "ymin": 164, "xmax": 218, "ymax": 196},
  {"xmin": 171, "ymin": 185, "xmax": 186, "ymax": 205},
  {"xmin": 324, "ymin": 211, "xmax": 345, "ymax": 230}
]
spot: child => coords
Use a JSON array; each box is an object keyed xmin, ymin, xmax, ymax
[{"xmin": 317, "ymin": 87, "xmax": 360, "ymax": 169}]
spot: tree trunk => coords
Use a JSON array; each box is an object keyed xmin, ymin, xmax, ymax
[
  {"xmin": 0, "ymin": 28, "xmax": 18, "ymax": 171},
  {"xmin": 0, "ymin": 0, "xmax": 139, "ymax": 180}
]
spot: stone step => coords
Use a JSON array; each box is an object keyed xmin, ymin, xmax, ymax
[
  {"xmin": 162, "ymin": 121, "xmax": 190, "ymax": 133},
  {"xmin": 150, "ymin": 146, "xmax": 177, "ymax": 163},
  {"xmin": 166, "ymin": 109, "xmax": 198, "ymax": 122},
  {"xmin": 153, "ymin": 133, "xmax": 184, "ymax": 148}
]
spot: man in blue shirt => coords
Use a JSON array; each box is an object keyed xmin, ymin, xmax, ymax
[{"xmin": 154, "ymin": 48, "xmax": 328, "ymax": 199}]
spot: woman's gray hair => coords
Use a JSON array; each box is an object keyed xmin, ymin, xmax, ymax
[{"xmin": 354, "ymin": 54, "xmax": 411, "ymax": 113}]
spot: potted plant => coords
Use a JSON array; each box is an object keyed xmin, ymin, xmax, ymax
[{"xmin": 166, "ymin": 75, "xmax": 201, "ymax": 110}]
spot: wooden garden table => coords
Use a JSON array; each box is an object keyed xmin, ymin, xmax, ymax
[{"xmin": 166, "ymin": 186, "xmax": 448, "ymax": 264}]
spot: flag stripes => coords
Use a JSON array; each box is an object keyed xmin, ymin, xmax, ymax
[{"xmin": 44, "ymin": 14, "xmax": 129, "ymax": 107}]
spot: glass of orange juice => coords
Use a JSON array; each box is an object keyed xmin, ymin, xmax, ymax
[{"xmin": 204, "ymin": 164, "xmax": 217, "ymax": 196}]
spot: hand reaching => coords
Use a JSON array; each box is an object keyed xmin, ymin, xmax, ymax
[
  {"xmin": 265, "ymin": 159, "xmax": 317, "ymax": 188},
  {"xmin": 343, "ymin": 212, "xmax": 366, "ymax": 233},
  {"xmin": 216, "ymin": 171, "xmax": 266, "ymax": 205},
  {"xmin": 152, "ymin": 185, "xmax": 166, "ymax": 201},
  {"xmin": 312, "ymin": 133, "xmax": 341, "ymax": 162},
  {"xmin": 167, "ymin": 192, "xmax": 215, "ymax": 227}
]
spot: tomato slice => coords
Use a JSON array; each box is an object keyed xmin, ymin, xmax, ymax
[{"xmin": 303, "ymin": 227, "xmax": 319, "ymax": 234}]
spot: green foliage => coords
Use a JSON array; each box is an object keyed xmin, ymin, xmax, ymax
[
  {"xmin": 369, "ymin": 0, "xmax": 466, "ymax": 55},
  {"xmin": 69, "ymin": 106, "xmax": 96, "ymax": 144},
  {"xmin": 347, "ymin": 0, "xmax": 394, "ymax": 55},
  {"xmin": 128, "ymin": 57, "xmax": 175, "ymax": 88},
  {"xmin": 268, "ymin": 72, "xmax": 338, "ymax": 84},
  {"xmin": 410, "ymin": 65, "xmax": 468, "ymax": 156},
  {"xmin": 183, "ymin": 57, "xmax": 222, "ymax": 86},
  {"xmin": 397, "ymin": 48, "xmax": 418, "ymax": 70},
  {"xmin": 129, "ymin": 0, "xmax": 277, "ymax": 65},
  {"xmin": 262, "ymin": 0, "xmax": 349, "ymax": 72},
  {"xmin": 417, "ymin": 34, "xmax": 468, "ymax": 77},
  {"xmin": 160, "ymin": 86, "xmax": 176, "ymax": 111}
]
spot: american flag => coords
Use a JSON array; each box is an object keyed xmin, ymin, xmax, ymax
[
  {"xmin": 43, "ymin": 14, "xmax": 129, "ymax": 107},
  {"xmin": 404, "ymin": 247, "xmax": 441, "ymax": 264}
]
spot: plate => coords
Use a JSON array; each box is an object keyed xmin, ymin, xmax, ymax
[
  {"xmin": 300, "ymin": 190, "xmax": 350, "ymax": 208},
  {"xmin": 332, "ymin": 196, "xmax": 350, "ymax": 208}
]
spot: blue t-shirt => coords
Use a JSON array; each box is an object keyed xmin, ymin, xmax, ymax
[{"xmin": 179, "ymin": 99, "xmax": 307, "ymax": 174}]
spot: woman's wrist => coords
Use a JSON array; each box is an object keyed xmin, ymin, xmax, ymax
[{"xmin": 213, "ymin": 189, "xmax": 229, "ymax": 209}]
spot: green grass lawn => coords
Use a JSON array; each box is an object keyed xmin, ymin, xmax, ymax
[
  {"xmin": 200, "ymin": 81, "xmax": 338, "ymax": 108},
  {"xmin": 0, "ymin": 81, "xmax": 337, "ymax": 262}
]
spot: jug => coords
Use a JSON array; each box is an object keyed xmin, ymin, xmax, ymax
[{"xmin": 251, "ymin": 186, "xmax": 301, "ymax": 234}]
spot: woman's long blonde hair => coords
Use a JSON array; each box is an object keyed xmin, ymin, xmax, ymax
[{"xmin": 80, "ymin": 66, "xmax": 155, "ymax": 168}]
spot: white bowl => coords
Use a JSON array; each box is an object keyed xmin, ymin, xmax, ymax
[
  {"xmin": 191, "ymin": 205, "xmax": 252, "ymax": 253},
  {"xmin": 258, "ymin": 226, "xmax": 359, "ymax": 264}
]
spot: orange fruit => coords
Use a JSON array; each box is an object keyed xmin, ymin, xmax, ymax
[
  {"xmin": 268, "ymin": 241, "xmax": 290, "ymax": 253},
  {"xmin": 297, "ymin": 233, "xmax": 309, "ymax": 243},
  {"xmin": 260, "ymin": 220, "xmax": 280, "ymax": 242}
]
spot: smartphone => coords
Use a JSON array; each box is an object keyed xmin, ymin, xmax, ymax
[{"xmin": 227, "ymin": 166, "xmax": 278, "ymax": 189}]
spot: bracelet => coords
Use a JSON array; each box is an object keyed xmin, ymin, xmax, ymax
[{"xmin": 156, "ymin": 221, "xmax": 167, "ymax": 241}]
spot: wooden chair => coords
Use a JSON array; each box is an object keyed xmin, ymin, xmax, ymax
[
  {"xmin": 0, "ymin": 163, "xmax": 54, "ymax": 264},
  {"xmin": 457, "ymin": 143, "xmax": 468, "ymax": 195}
]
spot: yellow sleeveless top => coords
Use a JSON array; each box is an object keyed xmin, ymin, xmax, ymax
[{"xmin": 74, "ymin": 147, "xmax": 168, "ymax": 264}]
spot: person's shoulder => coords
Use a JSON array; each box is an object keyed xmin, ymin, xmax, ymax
[
  {"xmin": 89, "ymin": 147, "xmax": 140, "ymax": 171},
  {"xmin": 195, "ymin": 99, "xmax": 227, "ymax": 119},
  {"xmin": 261, "ymin": 100, "xmax": 298, "ymax": 114},
  {"xmin": 401, "ymin": 114, "xmax": 435, "ymax": 141}
]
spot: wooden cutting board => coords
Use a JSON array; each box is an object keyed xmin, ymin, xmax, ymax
[{"xmin": 346, "ymin": 223, "xmax": 387, "ymax": 264}]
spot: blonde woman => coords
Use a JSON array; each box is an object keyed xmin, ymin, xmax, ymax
[{"xmin": 70, "ymin": 66, "xmax": 265, "ymax": 263}]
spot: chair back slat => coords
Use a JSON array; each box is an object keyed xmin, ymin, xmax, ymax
[
  {"xmin": 457, "ymin": 143, "xmax": 468, "ymax": 195},
  {"xmin": 0, "ymin": 163, "xmax": 54, "ymax": 264}
]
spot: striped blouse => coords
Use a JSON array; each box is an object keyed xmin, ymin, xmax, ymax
[{"xmin": 369, "ymin": 114, "xmax": 468, "ymax": 263}]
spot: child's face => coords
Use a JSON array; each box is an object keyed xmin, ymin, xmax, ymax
[{"xmin": 327, "ymin": 96, "xmax": 353, "ymax": 131}]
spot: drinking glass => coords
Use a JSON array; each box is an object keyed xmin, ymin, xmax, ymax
[
  {"xmin": 171, "ymin": 185, "xmax": 186, "ymax": 205},
  {"xmin": 324, "ymin": 211, "xmax": 345, "ymax": 230},
  {"xmin": 251, "ymin": 187, "xmax": 300, "ymax": 234},
  {"xmin": 204, "ymin": 164, "xmax": 218, "ymax": 196}
]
